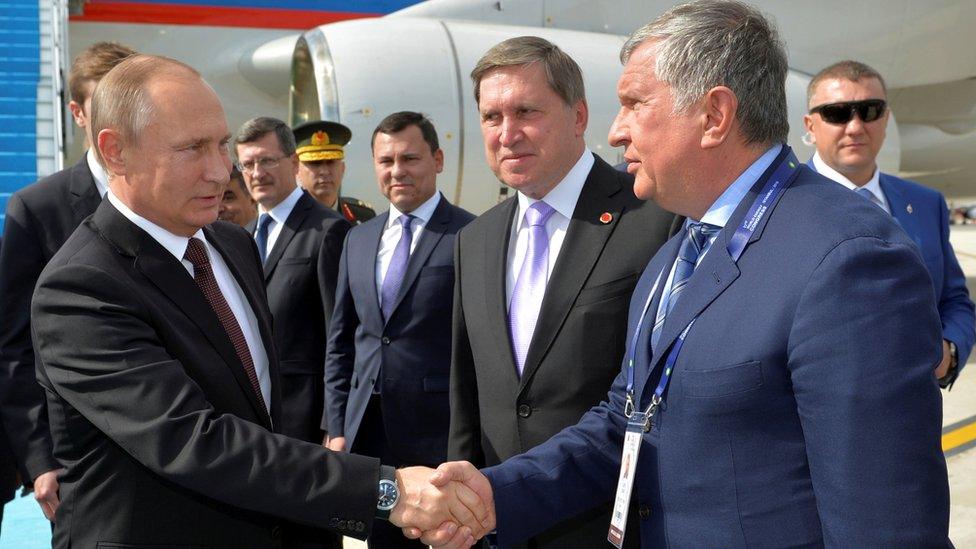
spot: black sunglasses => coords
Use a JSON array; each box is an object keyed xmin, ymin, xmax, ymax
[{"xmin": 808, "ymin": 99, "xmax": 887, "ymax": 124}]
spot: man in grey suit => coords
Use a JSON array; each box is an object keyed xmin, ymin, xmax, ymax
[
  {"xmin": 448, "ymin": 36, "xmax": 676, "ymax": 548},
  {"xmin": 325, "ymin": 111, "xmax": 475, "ymax": 548}
]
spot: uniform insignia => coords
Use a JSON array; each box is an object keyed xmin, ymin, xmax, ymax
[{"xmin": 311, "ymin": 131, "xmax": 330, "ymax": 146}]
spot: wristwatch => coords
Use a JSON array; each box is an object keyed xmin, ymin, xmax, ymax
[
  {"xmin": 376, "ymin": 465, "xmax": 400, "ymax": 520},
  {"xmin": 939, "ymin": 340, "xmax": 959, "ymax": 389}
]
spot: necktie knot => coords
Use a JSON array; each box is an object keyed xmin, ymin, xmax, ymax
[
  {"xmin": 184, "ymin": 237, "xmax": 209, "ymax": 268},
  {"xmin": 398, "ymin": 214, "xmax": 416, "ymax": 231},
  {"xmin": 524, "ymin": 201, "xmax": 555, "ymax": 228},
  {"xmin": 687, "ymin": 222, "xmax": 721, "ymax": 254},
  {"xmin": 257, "ymin": 212, "xmax": 273, "ymax": 231},
  {"xmin": 855, "ymin": 187, "xmax": 875, "ymax": 202}
]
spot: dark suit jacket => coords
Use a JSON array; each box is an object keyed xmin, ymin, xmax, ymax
[
  {"xmin": 0, "ymin": 156, "xmax": 100, "ymax": 487},
  {"xmin": 246, "ymin": 191, "xmax": 350, "ymax": 443},
  {"xmin": 325, "ymin": 195, "xmax": 474, "ymax": 466},
  {"xmin": 449, "ymin": 154, "xmax": 677, "ymax": 547},
  {"xmin": 31, "ymin": 200, "xmax": 379, "ymax": 548},
  {"xmin": 484, "ymin": 151, "xmax": 950, "ymax": 547}
]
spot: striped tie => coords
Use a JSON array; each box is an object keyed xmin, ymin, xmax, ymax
[{"xmin": 650, "ymin": 222, "xmax": 721, "ymax": 351}]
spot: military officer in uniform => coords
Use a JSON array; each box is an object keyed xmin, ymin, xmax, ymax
[{"xmin": 294, "ymin": 120, "xmax": 376, "ymax": 225}]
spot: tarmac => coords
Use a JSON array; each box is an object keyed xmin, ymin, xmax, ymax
[{"xmin": 3, "ymin": 227, "xmax": 976, "ymax": 548}]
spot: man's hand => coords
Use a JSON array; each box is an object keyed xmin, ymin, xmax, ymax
[
  {"xmin": 401, "ymin": 461, "xmax": 496, "ymax": 547},
  {"xmin": 325, "ymin": 436, "xmax": 346, "ymax": 452},
  {"xmin": 389, "ymin": 465, "xmax": 492, "ymax": 544},
  {"xmin": 936, "ymin": 339, "xmax": 952, "ymax": 379},
  {"xmin": 33, "ymin": 468, "xmax": 63, "ymax": 521}
]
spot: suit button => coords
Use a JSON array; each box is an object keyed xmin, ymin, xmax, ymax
[
  {"xmin": 355, "ymin": 521, "xmax": 365, "ymax": 532},
  {"xmin": 638, "ymin": 505, "xmax": 651, "ymax": 520},
  {"xmin": 381, "ymin": 336, "xmax": 391, "ymax": 345},
  {"xmin": 338, "ymin": 519, "xmax": 348, "ymax": 530},
  {"xmin": 517, "ymin": 404, "xmax": 531, "ymax": 418},
  {"xmin": 270, "ymin": 525, "xmax": 282, "ymax": 538}
]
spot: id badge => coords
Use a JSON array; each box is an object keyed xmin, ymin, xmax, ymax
[{"xmin": 607, "ymin": 414, "xmax": 646, "ymax": 548}]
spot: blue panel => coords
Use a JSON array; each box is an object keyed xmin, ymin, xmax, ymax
[
  {"xmin": 0, "ymin": 115, "xmax": 36, "ymax": 133},
  {"xmin": 0, "ymin": 98, "xmax": 36, "ymax": 115},
  {"xmin": 0, "ymin": 173, "xmax": 37, "ymax": 192},
  {"xmin": 96, "ymin": 0, "xmax": 422, "ymax": 13},
  {"xmin": 0, "ymin": 134, "xmax": 36, "ymax": 152},
  {"xmin": 0, "ymin": 153, "xmax": 36, "ymax": 174}
]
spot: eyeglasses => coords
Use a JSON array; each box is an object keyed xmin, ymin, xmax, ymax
[
  {"xmin": 236, "ymin": 155, "xmax": 287, "ymax": 174},
  {"xmin": 808, "ymin": 99, "xmax": 887, "ymax": 125}
]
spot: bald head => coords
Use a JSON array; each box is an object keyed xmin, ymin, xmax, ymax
[{"xmin": 90, "ymin": 55, "xmax": 204, "ymax": 167}]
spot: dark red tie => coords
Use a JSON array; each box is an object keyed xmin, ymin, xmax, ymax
[{"xmin": 184, "ymin": 237, "xmax": 267, "ymax": 411}]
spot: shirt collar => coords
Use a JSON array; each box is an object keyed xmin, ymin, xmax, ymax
[
  {"xmin": 260, "ymin": 186, "xmax": 304, "ymax": 225},
  {"xmin": 387, "ymin": 191, "xmax": 442, "ymax": 229},
  {"xmin": 811, "ymin": 151, "xmax": 883, "ymax": 202},
  {"xmin": 516, "ymin": 149, "xmax": 594, "ymax": 225},
  {"xmin": 106, "ymin": 190, "xmax": 204, "ymax": 262},
  {"xmin": 697, "ymin": 144, "xmax": 782, "ymax": 229},
  {"xmin": 86, "ymin": 148, "xmax": 109, "ymax": 198}
]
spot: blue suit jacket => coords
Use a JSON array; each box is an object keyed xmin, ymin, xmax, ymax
[
  {"xmin": 324, "ymin": 194, "xmax": 474, "ymax": 465},
  {"xmin": 808, "ymin": 162, "xmax": 975, "ymax": 369},
  {"xmin": 484, "ymin": 151, "xmax": 950, "ymax": 547}
]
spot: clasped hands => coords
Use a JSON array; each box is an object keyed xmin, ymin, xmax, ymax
[{"xmin": 391, "ymin": 461, "xmax": 496, "ymax": 548}]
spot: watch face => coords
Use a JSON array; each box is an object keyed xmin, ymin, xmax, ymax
[{"xmin": 378, "ymin": 479, "xmax": 399, "ymax": 511}]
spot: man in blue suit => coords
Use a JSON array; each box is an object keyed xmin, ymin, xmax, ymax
[
  {"xmin": 804, "ymin": 60, "xmax": 975, "ymax": 388},
  {"xmin": 412, "ymin": 2, "xmax": 951, "ymax": 548},
  {"xmin": 324, "ymin": 111, "xmax": 475, "ymax": 548}
]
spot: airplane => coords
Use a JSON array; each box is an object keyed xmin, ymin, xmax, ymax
[{"xmin": 66, "ymin": 0, "xmax": 976, "ymax": 214}]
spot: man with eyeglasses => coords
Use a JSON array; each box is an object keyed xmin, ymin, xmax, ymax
[
  {"xmin": 804, "ymin": 60, "xmax": 975, "ymax": 388},
  {"xmin": 233, "ymin": 118, "xmax": 350, "ymax": 471}
]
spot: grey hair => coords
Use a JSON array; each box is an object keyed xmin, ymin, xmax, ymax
[
  {"xmin": 232, "ymin": 116, "xmax": 297, "ymax": 156},
  {"xmin": 621, "ymin": 0, "xmax": 789, "ymax": 145},
  {"xmin": 471, "ymin": 36, "xmax": 585, "ymax": 107},
  {"xmin": 90, "ymin": 54, "xmax": 200, "ymax": 167}
]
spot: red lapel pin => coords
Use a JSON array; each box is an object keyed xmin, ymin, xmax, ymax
[{"xmin": 600, "ymin": 212, "xmax": 613, "ymax": 224}]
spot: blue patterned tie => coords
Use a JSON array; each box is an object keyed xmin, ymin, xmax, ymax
[
  {"xmin": 254, "ymin": 213, "xmax": 274, "ymax": 264},
  {"xmin": 509, "ymin": 201, "xmax": 556, "ymax": 375},
  {"xmin": 381, "ymin": 214, "xmax": 416, "ymax": 321},
  {"xmin": 650, "ymin": 222, "xmax": 721, "ymax": 351}
]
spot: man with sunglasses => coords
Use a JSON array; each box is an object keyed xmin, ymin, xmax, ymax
[{"xmin": 804, "ymin": 60, "xmax": 974, "ymax": 388}]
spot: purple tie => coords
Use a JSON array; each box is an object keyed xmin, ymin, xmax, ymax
[
  {"xmin": 381, "ymin": 214, "xmax": 415, "ymax": 321},
  {"xmin": 509, "ymin": 201, "xmax": 556, "ymax": 375}
]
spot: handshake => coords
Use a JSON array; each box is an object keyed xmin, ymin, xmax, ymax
[{"xmin": 391, "ymin": 461, "xmax": 496, "ymax": 548}]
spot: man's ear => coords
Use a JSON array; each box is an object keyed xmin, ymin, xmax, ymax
[
  {"xmin": 97, "ymin": 128, "xmax": 127, "ymax": 177},
  {"xmin": 700, "ymin": 86, "xmax": 737, "ymax": 149},
  {"xmin": 68, "ymin": 100, "xmax": 86, "ymax": 128}
]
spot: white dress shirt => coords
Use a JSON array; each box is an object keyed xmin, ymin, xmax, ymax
[
  {"xmin": 258, "ymin": 186, "xmax": 304, "ymax": 253},
  {"xmin": 86, "ymin": 148, "xmax": 109, "ymax": 198},
  {"xmin": 376, "ymin": 191, "xmax": 442, "ymax": 303},
  {"xmin": 505, "ymin": 149, "xmax": 594, "ymax": 308},
  {"xmin": 107, "ymin": 191, "xmax": 272, "ymax": 411},
  {"xmin": 812, "ymin": 152, "xmax": 890, "ymax": 214}
]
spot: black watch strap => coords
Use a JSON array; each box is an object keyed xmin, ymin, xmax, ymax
[{"xmin": 376, "ymin": 465, "xmax": 398, "ymax": 520}]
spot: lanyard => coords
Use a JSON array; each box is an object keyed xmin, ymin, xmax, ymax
[{"xmin": 623, "ymin": 147, "xmax": 800, "ymax": 429}]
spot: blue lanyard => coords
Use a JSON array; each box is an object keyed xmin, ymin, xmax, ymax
[{"xmin": 623, "ymin": 147, "xmax": 800, "ymax": 425}]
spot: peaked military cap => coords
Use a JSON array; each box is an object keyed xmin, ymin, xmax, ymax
[{"xmin": 293, "ymin": 120, "xmax": 352, "ymax": 162}]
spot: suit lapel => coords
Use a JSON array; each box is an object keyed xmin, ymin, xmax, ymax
[
  {"xmin": 880, "ymin": 175, "xmax": 916, "ymax": 238},
  {"xmin": 69, "ymin": 155, "xmax": 103, "ymax": 223},
  {"xmin": 487, "ymin": 198, "xmax": 520, "ymax": 380},
  {"xmin": 263, "ymin": 192, "xmax": 309, "ymax": 279},
  {"xmin": 518, "ymin": 159, "xmax": 624, "ymax": 388},
  {"xmin": 385, "ymin": 196, "xmax": 451, "ymax": 323},
  {"xmin": 203, "ymin": 226, "xmax": 275, "ymax": 428},
  {"xmin": 644, "ymin": 147, "xmax": 797, "ymax": 377},
  {"xmin": 359, "ymin": 211, "xmax": 387, "ymax": 325},
  {"xmin": 630, "ymin": 237, "xmax": 681, "ymax": 402}
]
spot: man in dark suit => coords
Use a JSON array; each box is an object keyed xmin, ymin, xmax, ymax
[
  {"xmin": 324, "ymin": 111, "xmax": 475, "ymax": 548},
  {"xmin": 426, "ymin": 2, "xmax": 949, "ymax": 547},
  {"xmin": 447, "ymin": 36, "xmax": 676, "ymax": 548},
  {"xmin": 234, "ymin": 117, "xmax": 351, "ymax": 446},
  {"xmin": 0, "ymin": 41, "xmax": 134, "ymax": 523},
  {"xmin": 31, "ymin": 54, "xmax": 491, "ymax": 548},
  {"xmin": 803, "ymin": 59, "xmax": 975, "ymax": 387}
]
